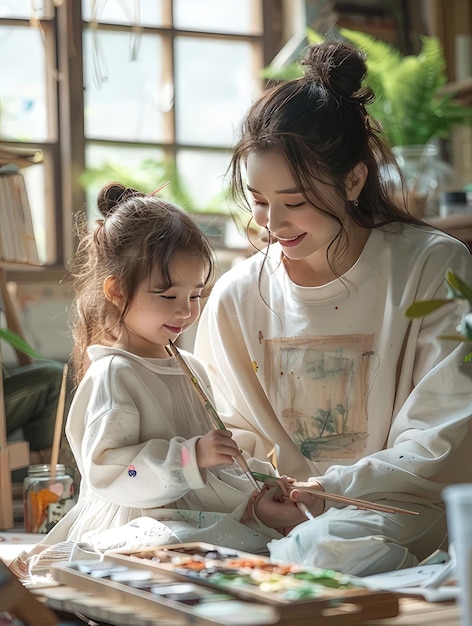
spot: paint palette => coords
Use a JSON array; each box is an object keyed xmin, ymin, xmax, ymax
[{"xmin": 93, "ymin": 542, "xmax": 400, "ymax": 624}]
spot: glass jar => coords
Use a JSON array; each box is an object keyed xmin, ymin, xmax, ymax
[
  {"xmin": 23, "ymin": 464, "xmax": 75, "ymax": 534},
  {"xmin": 383, "ymin": 144, "xmax": 456, "ymax": 218}
]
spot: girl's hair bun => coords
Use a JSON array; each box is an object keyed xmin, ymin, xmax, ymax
[
  {"xmin": 301, "ymin": 40, "xmax": 373, "ymax": 104},
  {"xmin": 97, "ymin": 182, "xmax": 126, "ymax": 217},
  {"xmin": 97, "ymin": 182, "xmax": 142, "ymax": 217}
]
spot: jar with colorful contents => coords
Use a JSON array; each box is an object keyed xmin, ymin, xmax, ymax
[{"xmin": 23, "ymin": 464, "xmax": 75, "ymax": 534}]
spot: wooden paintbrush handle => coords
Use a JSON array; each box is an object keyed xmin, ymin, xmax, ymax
[
  {"xmin": 292, "ymin": 485, "xmax": 419, "ymax": 515},
  {"xmin": 167, "ymin": 341, "xmax": 261, "ymax": 492}
]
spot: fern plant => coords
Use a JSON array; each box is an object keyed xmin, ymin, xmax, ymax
[{"xmin": 263, "ymin": 28, "xmax": 472, "ymax": 148}]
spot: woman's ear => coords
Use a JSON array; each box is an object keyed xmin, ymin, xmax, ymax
[
  {"xmin": 103, "ymin": 275, "xmax": 123, "ymax": 305},
  {"xmin": 345, "ymin": 162, "xmax": 368, "ymax": 201}
]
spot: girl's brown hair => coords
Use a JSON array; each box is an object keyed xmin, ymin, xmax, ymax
[{"xmin": 69, "ymin": 183, "xmax": 216, "ymax": 384}]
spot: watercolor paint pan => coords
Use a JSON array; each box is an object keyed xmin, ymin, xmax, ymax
[{"xmin": 119, "ymin": 541, "xmax": 367, "ymax": 603}]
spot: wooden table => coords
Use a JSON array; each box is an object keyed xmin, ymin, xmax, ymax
[
  {"xmin": 30, "ymin": 584, "xmax": 462, "ymax": 626},
  {"xmin": 368, "ymin": 596, "xmax": 461, "ymax": 625}
]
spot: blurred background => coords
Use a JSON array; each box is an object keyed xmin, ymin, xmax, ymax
[{"xmin": 1, "ymin": 0, "xmax": 471, "ymax": 361}]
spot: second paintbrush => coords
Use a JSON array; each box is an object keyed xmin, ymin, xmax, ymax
[{"xmin": 166, "ymin": 339, "xmax": 262, "ymax": 493}]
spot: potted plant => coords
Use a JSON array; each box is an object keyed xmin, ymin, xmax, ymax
[
  {"xmin": 264, "ymin": 28, "xmax": 472, "ymax": 216},
  {"xmin": 265, "ymin": 27, "xmax": 472, "ymax": 147},
  {"xmin": 405, "ymin": 269, "xmax": 472, "ymax": 363}
]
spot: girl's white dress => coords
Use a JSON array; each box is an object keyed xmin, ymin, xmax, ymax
[{"xmin": 42, "ymin": 346, "xmax": 279, "ymax": 553}]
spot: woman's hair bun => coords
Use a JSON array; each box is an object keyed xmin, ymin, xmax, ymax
[
  {"xmin": 97, "ymin": 182, "xmax": 143, "ymax": 217},
  {"xmin": 300, "ymin": 40, "xmax": 370, "ymax": 102}
]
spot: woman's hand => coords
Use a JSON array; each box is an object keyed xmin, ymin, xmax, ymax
[
  {"xmin": 195, "ymin": 429, "xmax": 240, "ymax": 469},
  {"xmin": 289, "ymin": 480, "xmax": 326, "ymax": 517}
]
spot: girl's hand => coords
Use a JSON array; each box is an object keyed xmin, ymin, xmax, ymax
[
  {"xmin": 253, "ymin": 485, "xmax": 308, "ymax": 532},
  {"xmin": 196, "ymin": 429, "xmax": 240, "ymax": 469}
]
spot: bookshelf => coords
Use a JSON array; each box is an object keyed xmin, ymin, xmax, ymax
[{"xmin": 0, "ymin": 148, "xmax": 42, "ymax": 530}]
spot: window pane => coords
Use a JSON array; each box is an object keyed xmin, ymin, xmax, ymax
[
  {"xmin": 177, "ymin": 149, "xmax": 232, "ymax": 212},
  {"xmin": 0, "ymin": 26, "xmax": 48, "ymax": 142},
  {"xmin": 84, "ymin": 143, "xmax": 167, "ymax": 220},
  {"xmin": 0, "ymin": 1, "xmax": 49, "ymax": 19},
  {"xmin": 83, "ymin": 30, "xmax": 168, "ymax": 142},
  {"xmin": 175, "ymin": 37, "xmax": 260, "ymax": 147},
  {"xmin": 174, "ymin": 0, "xmax": 262, "ymax": 35},
  {"xmin": 82, "ymin": 0, "xmax": 167, "ymax": 27}
]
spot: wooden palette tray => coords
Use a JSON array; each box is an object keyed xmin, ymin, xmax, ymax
[{"xmin": 54, "ymin": 541, "xmax": 399, "ymax": 625}]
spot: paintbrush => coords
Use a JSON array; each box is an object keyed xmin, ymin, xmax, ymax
[
  {"xmin": 251, "ymin": 471, "xmax": 420, "ymax": 516},
  {"xmin": 166, "ymin": 339, "xmax": 262, "ymax": 493}
]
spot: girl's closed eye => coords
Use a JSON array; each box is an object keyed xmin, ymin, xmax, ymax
[{"xmin": 149, "ymin": 291, "xmax": 202, "ymax": 300}]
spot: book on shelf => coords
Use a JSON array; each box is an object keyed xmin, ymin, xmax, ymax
[{"xmin": 0, "ymin": 164, "xmax": 40, "ymax": 266}]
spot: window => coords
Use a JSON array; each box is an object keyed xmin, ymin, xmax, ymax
[
  {"xmin": 0, "ymin": 0, "xmax": 281, "ymax": 268},
  {"xmin": 0, "ymin": 1, "xmax": 56, "ymax": 265}
]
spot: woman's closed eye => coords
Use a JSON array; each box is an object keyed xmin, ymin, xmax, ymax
[
  {"xmin": 250, "ymin": 197, "xmax": 307, "ymax": 209},
  {"xmin": 250, "ymin": 198, "xmax": 268, "ymax": 207},
  {"xmin": 285, "ymin": 201, "xmax": 307, "ymax": 208}
]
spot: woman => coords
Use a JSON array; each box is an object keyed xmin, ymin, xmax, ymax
[{"xmin": 194, "ymin": 40, "xmax": 472, "ymax": 575}]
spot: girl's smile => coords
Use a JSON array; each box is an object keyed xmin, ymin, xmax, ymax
[{"xmin": 111, "ymin": 250, "xmax": 207, "ymax": 358}]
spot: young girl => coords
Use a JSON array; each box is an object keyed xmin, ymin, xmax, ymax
[
  {"xmin": 39, "ymin": 183, "xmax": 306, "ymax": 554},
  {"xmin": 194, "ymin": 41, "xmax": 472, "ymax": 575}
]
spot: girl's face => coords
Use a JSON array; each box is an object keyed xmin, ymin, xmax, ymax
[
  {"xmin": 246, "ymin": 150, "xmax": 342, "ymax": 265},
  {"xmin": 113, "ymin": 250, "xmax": 207, "ymax": 358}
]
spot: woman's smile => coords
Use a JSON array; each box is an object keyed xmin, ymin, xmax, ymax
[{"xmin": 275, "ymin": 233, "xmax": 307, "ymax": 247}]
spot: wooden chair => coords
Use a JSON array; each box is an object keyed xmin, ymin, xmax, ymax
[{"xmin": 0, "ymin": 268, "xmax": 31, "ymax": 530}]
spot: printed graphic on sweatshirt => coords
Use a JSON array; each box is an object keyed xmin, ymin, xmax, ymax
[{"xmin": 264, "ymin": 334, "xmax": 374, "ymax": 461}]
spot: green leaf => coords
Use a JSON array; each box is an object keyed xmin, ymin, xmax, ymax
[
  {"xmin": 439, "ymin": 333, "xmax": 472, "ymax": 342},
  {"xmin": 446, "ymin": 270, "xmax": 472, "ymax": 305},
  {"xmin": 306, "ymin": 28, "xmax": 326, "ymax": 46},
  {"xmin": 405, "ymin": 299, "xmax": 452, "ymax": 318},
  {"xmin": 0, "ymin": 328, "xmax": 45, "ymax": 360},
  {"xmin": 261, "ymin": 63, "xmax": 302, "ymax": 81}
]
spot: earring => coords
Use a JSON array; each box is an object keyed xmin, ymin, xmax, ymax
[{"xmin": 351, "ymin": 198, "xmax": 359, "ymax": 207}]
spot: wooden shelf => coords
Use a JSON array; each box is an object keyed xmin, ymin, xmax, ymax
[{"xmin": 0, "ymin": 165, "xmax": 40, "ymax": 530}]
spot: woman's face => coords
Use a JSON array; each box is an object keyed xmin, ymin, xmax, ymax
[{"xmin": 245, "ymin": 150, "xmax": 343, "ymax": 265}]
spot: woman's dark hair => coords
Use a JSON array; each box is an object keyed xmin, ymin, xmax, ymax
[
  {"xmin": 69, "ymin": 183, "xmax": 217, "ymax": 384},
  {"xmin": 230, "ymin": 40, "xmax": 423, "ymax": 259}
]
